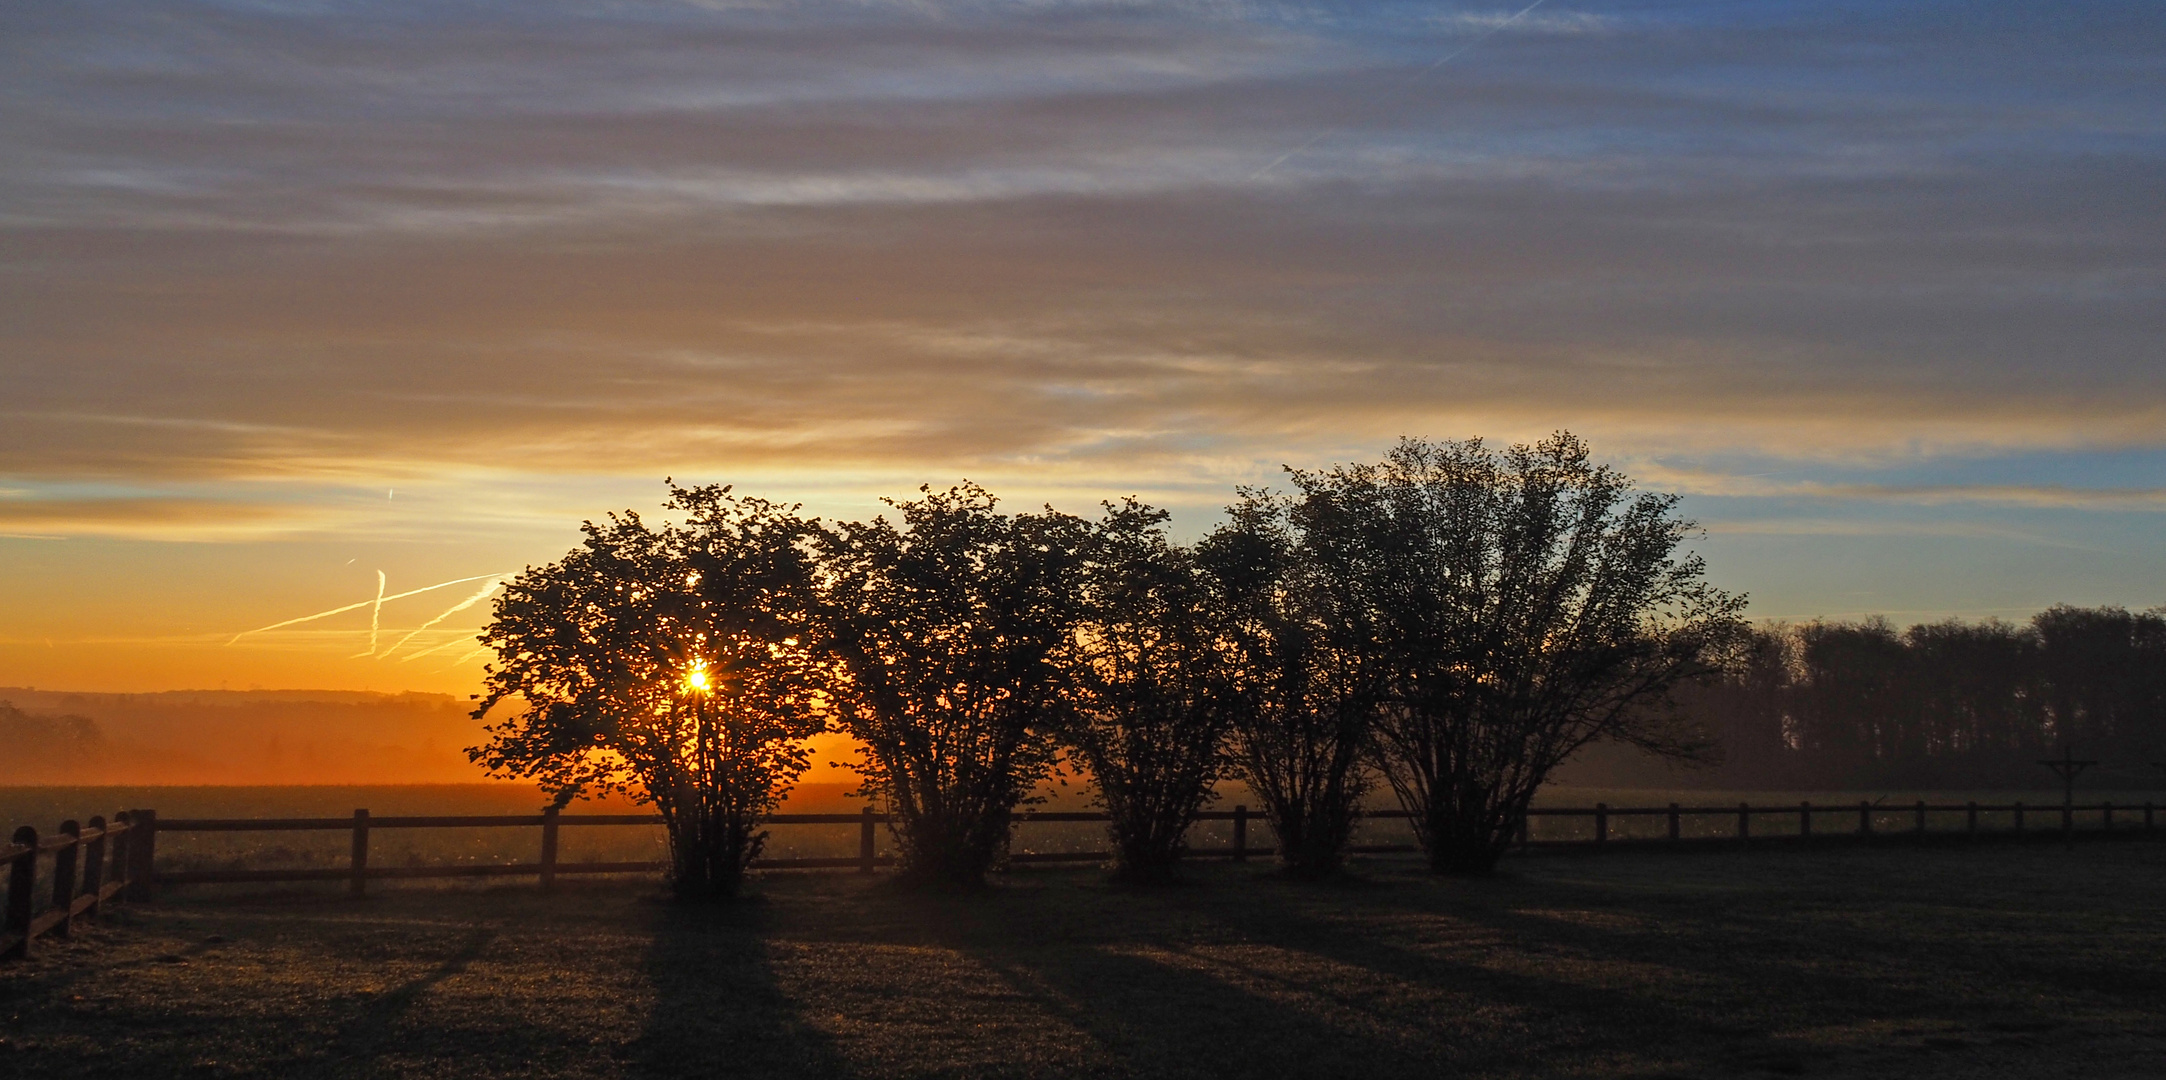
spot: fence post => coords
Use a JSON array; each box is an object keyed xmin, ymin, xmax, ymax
[
  {"xmin": 1668, "ymin": 803, "xmax": 1680, "ymax": 843},
  {"xmin": 2147, "ymin": 802, "xmax": 2155, "ymax": 833},
  {"xmin": 2062, "ymin": 799, "xmax": 2073, "ymax": 845},
  {"xmin": 859, "ymin": 806, "xmax": 878, "ymax": 873},
  {"xmin": 105, "ymin": 812, "xmax": 128, "ymax": 901},
  {"xmin": 126, "ymin": 809, "xmax": 156, "ymax": 901},
  {"xmin": 2013, "ymin": 801, "xmax": 2024, "ymax": 833},
  {"xmin": 1517, "ymin": 810, "xmax": 1530, "ymax": 850},
  {"xmin": 52, "ymin": 821, "xmax": 81, "ymax": 938},
  {"xmin": 2102, "ymin": 801, "xmax": 2113, "ymax": 832},
  {"xmin": 1915, "ymin": 801, "xmax": 1927, "ymax": 838},
  {"xmin": 114, "ymin": 812, "xmax": 137, "ymax": 898},
  {"xmin": 1859, "ymin": 801, "xmax": 1872, "ymax": 838},
  {"xmin": 1967, "ymin": 801, "xmax": 1978, "ymax": 839},
  {"xmin": 1232, "ymin": 805, "xmax": 1249, "ymax": 862},
  {"xmin": 1800, "ymin": 801, "xmax": 1811, "ymax": 841},
  {"xmin": 349, "ymin": 809, "xmax": 370, "ymax": 898},
  {"xmin": 1737, "ymin": 802, "xmax": 1750, "ymax": 842},
  {"xmin": 1594, "ymin": 803, "xmax": 1608, "ymax": 846},
  {"xmin": 82, "ymin": 816, "xmax": 108, "ymax": 917},
  {"xmin": 539, "ymin": 807, "xmax": 560, "ymax": 890},
  {"xmin": 5, "ymin": 826, "xmax": 35, "ymax": 959}
]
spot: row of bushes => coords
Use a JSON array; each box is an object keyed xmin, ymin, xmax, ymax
[{"xmin": 469, "ymin": 434, "xmax": 1749, "ymax": 897}]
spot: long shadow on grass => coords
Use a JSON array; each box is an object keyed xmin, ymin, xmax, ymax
[
  {"xmin": 1352, "ymin": 852, "xmax": 2166, "ymax": 1014},
  {"xmin": 628, "ymin": 896, "xmax": 855, "ymax": 1080},
  {"xmin": 910, "ymin": 868, "xmax": 1841, "ymax": 1078},
  {"xmin": 801, "ymin": 875, "xmax": 1447, "ymax": 1080},
  {"xmin": 332, "ymin": 925, "xmax": 498, "ymax": 1059},
  {"xmin": 975, "ymin": 936, "xmax": 1448, "ymax": 1079},
  {"xmin": 1201, "ymin": 854, "xmax": 2166, "ymax": 1073},
  {"xmin": 1184, "ymin": 871, "xmax": 1835, "ymax": 1075}
]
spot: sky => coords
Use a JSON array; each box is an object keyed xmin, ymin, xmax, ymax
[{"xmin": 2, "ymin": 0, "xmax": 2162, "ymax": 695}]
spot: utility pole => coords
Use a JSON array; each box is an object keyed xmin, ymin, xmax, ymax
[{"xmin": 2038, "ymin": 745, "xmax": 2096, "ymax": 849}]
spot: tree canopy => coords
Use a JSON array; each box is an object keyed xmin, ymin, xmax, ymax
[
  {"xmin": 1283, "ymin": 434, "xmax": 1750, "ymax": 873},
  {"xmin": 468, "ymin": 486, "xmax": 825, "ymax": 899},
  {"xmin": 1057, "ymin": 499, "xmax": 1239, "ymax": 882},
  {"xmin": 815, "ymin": 483, "xmax": 1089, "ymax": 888},
  {"xmin": 466, "ymin": 433, "xmax": 1768, "ymax": 890}
]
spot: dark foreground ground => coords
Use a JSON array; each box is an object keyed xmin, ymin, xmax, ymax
[{"xmin": 4, "ymin": 844, "xmax": 2164, "ymax": 1079}]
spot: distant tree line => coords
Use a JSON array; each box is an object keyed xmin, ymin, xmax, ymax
[
  {"xmin": 468, "ymin": 434, "xmax": 1751, "ymax": 898},
  {"xmin": 1658, "ymin": 609, "xmax": 2166, "ymax": 791},
  {"xmin": 0, "ymin": 702, "xmax": 103, "ymax": 782}
]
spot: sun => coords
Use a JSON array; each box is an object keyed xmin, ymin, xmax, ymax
[{"xmin": 683, "ymin": 660, "xmax": 711, "ymax": 693}]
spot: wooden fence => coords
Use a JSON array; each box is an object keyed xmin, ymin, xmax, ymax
[
  {"xmin": 3, "ymin": 812, "xmax": 146, "ymax": 960},
  {"xmin": 4, "ymin": 800, "xmax": 2158, "ymax": 935}
]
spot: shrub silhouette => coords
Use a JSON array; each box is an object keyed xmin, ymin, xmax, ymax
[
  {"xmin": 1056, "ymin": 499, "xmax": 1238, "ymax": 884},
  {"xmin": 814, "ymin": 483, "xmax": 1087, "ymax": 889},
  {"xmin": 469, "ymin": 485, "xmax": 825, "ymax": 901}
]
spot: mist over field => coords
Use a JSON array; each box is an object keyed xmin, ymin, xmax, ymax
[
  {"xmin": 0, "ymin": 687, "xmax": 849, "ymax": 789},
  {"xmin": 0, "ymin": 687, "xmax": 487, "ymax": 785}
]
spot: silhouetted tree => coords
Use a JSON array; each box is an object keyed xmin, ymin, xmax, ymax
[
  {"xmin": 1287, "ymin": 435, "xmax": 1749, "ymax": 874},
  {"xmin": 1899, "ymin": 618, "xmax": 2039, "ymax": 786},
  {"xmin": 815, "ymin": 483, "xmax": 1088, "ymax": 888},
  {"xmin": 1055, "ymin": 499, "xmax": 1238, "ymax": 883},
  {"xmin": 1664, "ymin": 626, "xmax": 1793, "ymax": 784},
  {"xmin": 2034, "ymin": 605, "xmax": 2166, "ymax": 762},
  {"xmin": 0, "ymin": 703, "xmax": 103, "ymax": 783},
  {"xmin": 1790, "ymin": 619, "xmax": 1915, "ymax": 785},
  {"xmin": 1197, "ymin": 494, "xmax": 1373, "ymax": 879},
  {"xmin": 469, "ymin": 486, "xmax": 825, "ymax": 901}
]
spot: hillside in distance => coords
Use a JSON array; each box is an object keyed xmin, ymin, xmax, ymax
[
  {"xmin": 0, "ymin": 687, "xmax": 870, "ymax": 789},
  {"xmin": 0, "ymin": 687, "xmax": 492, "ymax": 785}
]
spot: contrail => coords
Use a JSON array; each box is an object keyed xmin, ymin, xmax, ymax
[
  {"xmin": 353, "ymin": 570, "xmax": 388, "ymax": 658},
  {"xmin": 437, "ymin": 644, "xmax": 495, "ymax": 673},
  {"xmin": 398, "ymin": 632, "xmax": 475, "ymax": 664},
  {"xmin": 226, "ymin": 572, "xmax": 509, "ymax": 645},
  {"xmin": 1248, "ymin": 0, "xmax": 1551, "ymax": 183},
  {"xmin": 381, "ymin": 577, "xmax": 504, "ymax": 660}
]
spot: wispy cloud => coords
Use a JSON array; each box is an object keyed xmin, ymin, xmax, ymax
[
  {"xmin": 0, "ymin": 496, "xmax": 339, "ymax": 540},
  {"xmin": 1701, "ymin": 518, "xmax": 2106, "ymax": 551},
  {"xmin": 1431, "ymin": 10, "xmax": 1616, "ymax": 36},
  {"xmin": 1640, "ymin": 470, "xmax": 2166, "ymax": 512}
]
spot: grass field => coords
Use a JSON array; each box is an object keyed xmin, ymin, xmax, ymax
[{"xmin": 5, "ymin": 844, "xmax": 2164, "ymax": 1078}]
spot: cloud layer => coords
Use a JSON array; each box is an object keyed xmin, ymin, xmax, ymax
[{"xmin": 7, "ymin": 0, "xmax": 2162, "ymax": 483}]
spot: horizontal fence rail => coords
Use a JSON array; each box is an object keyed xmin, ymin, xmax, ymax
[
  {"xmin": 3, "ymin": 812, "xmax": 144, "ymax": 961},
  {"xmin": 9, "ymin": 801, "xmax": 2156, "ymax": 914}
]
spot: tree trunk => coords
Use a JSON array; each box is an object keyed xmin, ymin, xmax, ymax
[
  {"xmin": 1268, "ymin": 800, "xmax": 1356, "ymax": 879},
  {"xmin": 1104, "ymin": 796, "xmax": 1199, "ymax": 884},
  {"xmin": 666, "ymin": 814, "xmax": 754, "ymax": 901},
  {"xmin": 893, "ymin": 809, "xmax": 1006, "ymax": 889},
  {"xmin": 1424, "ymin": 811, "xmax": 1509, "ymax": 876},
  {"xmin": 1108, "ymin": 822, "xmax": 1184, "ymax": 884}
]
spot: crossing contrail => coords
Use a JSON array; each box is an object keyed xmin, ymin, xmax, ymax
[
  {"xmin": 353, "ymin": 570, "xmax": 388, "ymax": 658},
  {"xmin": 379, "ymin": 577, "xmax": 504, "ymax": 659},
  {"xmin": 225, "ymin": 572, "xmax": 509, "ymax": 645},
  {"xmin": 1248, "ymin": 0, "xmax": 1551, "ymax": 183}
]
